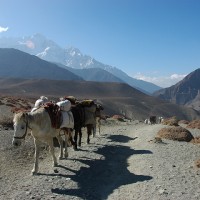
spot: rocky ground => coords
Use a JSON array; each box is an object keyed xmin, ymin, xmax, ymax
[{"xmin": 1, "ymin": 119, "xmax": 200, "ymax": 200}]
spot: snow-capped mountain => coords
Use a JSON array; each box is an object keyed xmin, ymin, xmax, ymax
[{"xmin": 0, "ymin": 33, "xmax": 162, "ymax": 93}]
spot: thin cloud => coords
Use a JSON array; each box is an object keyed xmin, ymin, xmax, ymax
[
  {"xmin": 170, "ymin": 74, "xmax": 186, "ymax": 80},
  {"xmin": 0, "ymin": 26, "xmax": 9, "ymax": 33},
  {"xmin": 133, "ymin": 73, "xmax": 187, "ymax": 88}
]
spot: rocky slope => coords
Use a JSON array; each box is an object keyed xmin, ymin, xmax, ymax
[{"xmin": 154, "ymin": 68, "xmax": 200, "ymax": 109}]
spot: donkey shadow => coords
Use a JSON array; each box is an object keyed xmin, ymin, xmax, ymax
[
  {"xmin": 108, "ymin": 134, "xmax": 138, "ymax": 143},
  {"xmin": 51, "ymin": 135, "xmax": 153, "ymax": 200}
]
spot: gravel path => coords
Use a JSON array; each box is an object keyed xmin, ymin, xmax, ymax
[{"xmin": 1, "ymin": 120, "xmax": 200, "ymax": 200}]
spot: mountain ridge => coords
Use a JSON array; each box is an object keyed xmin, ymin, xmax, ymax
[
  {"xmin": 0, "ymin": 48, "xmax": 83, "ymax": 81},
  {"xmin": 0, "ymin": 33, "xmax": 162, "ymax": 93},
  {"xmin": 153, "ymin": 68, "xmax": 200, "ymax": 111}
]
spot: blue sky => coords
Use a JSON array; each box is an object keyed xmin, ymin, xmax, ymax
[{"xmin": 0, "ymin": 0, "xmax": 200, "ymax": 87}]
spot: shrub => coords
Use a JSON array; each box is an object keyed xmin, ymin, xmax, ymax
[
  {"xmin": 156, "ymin": 126, "xmax": 194, "ymax": 142},
  {"xmin": 0, "ymin": 115, "xmax": 13, "ymax": 129},
  {"xmin": 162, "ymin": 116, "xmax": 179, "ymax": 126},
  {"xmin": 186, "ymin": 120, "xmax": 200, "ymax": 129}
]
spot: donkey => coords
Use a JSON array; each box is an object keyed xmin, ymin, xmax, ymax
[
  {"xmin": 93, "ymin": 104, "xmax": 104, "ymax": 137},
  {"xmin": 12, "ymin": 107, "xmax": 74, "ymax": 175},
  {"xmin": 64, "ymin": 97, "xmax": 98, "ymax": 150}
]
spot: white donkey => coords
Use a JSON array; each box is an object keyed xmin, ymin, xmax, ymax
[{"xmin": 12, "ymin": 107, "xmax": 73, "ymax": 175}]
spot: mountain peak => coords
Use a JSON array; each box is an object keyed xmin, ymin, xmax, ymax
[
  {"xmin": 0, "ymin": 33, "xmax": 162, "ymax": 93},
  {"xmin": 67, "ymin": 47, "xmax": 82, "ymax": 57}
]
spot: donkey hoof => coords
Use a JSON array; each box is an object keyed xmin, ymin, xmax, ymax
[
  {"xmin": 73, "ymin": 146, "xmax": 78, "ymax": 151},
  {"xmin": 54, "ymin": 162, "xmax": 58, "ymax": 167},
  {"xmin": 65, "ymin": 153, "xmax": 69, "ymax": 158},
  {"xmin": 31, "ymin": 170, "xmax": 38, "ymax": 176}
]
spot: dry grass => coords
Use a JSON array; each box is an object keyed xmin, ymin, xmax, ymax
[
  {"xmin": 0, "ymin": 115, "xmax": 13, "ymax": 128},
  {"xmin": 191, "ymin": 137, "xmax": 200, "ymax": 144},
  {"xmin": 194, "ymin": 159, "xmax": 200, "ymax": 168},
  {"xmin": 156, "ymin": 126, "xmax": 194, "ymax": 142},
  {"xmin": 162, "ymin": 116, "xmax": 179, "ymax": 126},
  {"xmin": 112, "ymin": 115, "xmax": 125, "ymax": 121},
  {"xmin": 186, "ymin": 120, "xmax": 200, "ymax": 129},
  {"xmin": 0, "ymin": 96, "xmax": 33, "ymax": 128},
  {"xmin": 179, "ymin": 120, "xmax": 190, "ymax": 124}
]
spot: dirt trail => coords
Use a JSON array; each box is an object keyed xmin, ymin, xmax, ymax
[{"xmin": 1, "ymin": 121, "xmax": 200, "ymax": 200}]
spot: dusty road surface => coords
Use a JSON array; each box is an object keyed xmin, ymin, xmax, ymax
[{"xmin": 1, "ymin": 119, "xmax": 200, "ymax": 200}]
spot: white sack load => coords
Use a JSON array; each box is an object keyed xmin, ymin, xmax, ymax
[
  {"xmin": 31, "ymin": 96, "xmax": 48, "ymax": 112},
  {"xmin": 60, "ymin": 111, "xmax": 74, "ymax": 129},
  {"xmin": 34, "ymin": 99, "xmax": 44, "ymax": 108},
  {"xmin": 56, "ymin": 100, "xmax": 71, "ymax": 111}
]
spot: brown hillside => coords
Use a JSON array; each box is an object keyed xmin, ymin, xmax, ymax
[{"xmin": 0, "ymin": 78, "xmax": 199, "ymax": 121}]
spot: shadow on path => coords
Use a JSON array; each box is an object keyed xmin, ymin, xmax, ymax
[
  {"xmin": 108, "ymin": 135, "xmax": 138, "ymax": 143},
  {"xmin": 51, "ymin": 135, "xmax": 153, "ymax": 200}
]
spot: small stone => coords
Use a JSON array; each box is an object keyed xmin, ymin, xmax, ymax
[
  {"xmin": 26, "ymin": 191, "xmax": 31, "ymax": 195},
  {"xmin": 158, "ymin": 188, "xmax": 168, "ymax": 195},
  {"xmin": 159, "ymin": 189, "xmax": 165, "ymax": 194},
  {"xmin": 156, "ymin": 185, "xmax": 161, "ymax": 188}
]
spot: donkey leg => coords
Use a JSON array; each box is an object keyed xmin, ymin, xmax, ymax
[
  {"xmin": 68, "ymin": 129, "xmax": 76, "ymax": 149},
  {"xmin": 57, "ymin": 135, "xmax": 64, "ymax": 159},
  {"xmin": 78, "ymin": 129, "xmax": 82, "ymax": 147},
  {"xmin": 48, "ymin": 139, "xmax": 58, "ymax": 167},
  {"xmin": 73, "ymin": 129, "xmax": 78, "ymax": 150},
  {"xmin": 64, "ymin": 132, "xmax": 69, "ymax": 158},
  {"xmin": 93, "ymin": 124, "xmax": 96, "ymax": 138},
  {"xmin": 98, "ymin": 120, "xmax": 101, "ymax": 135},
  {"xmin": 87, "ymin": 125, "xmax": 92, "ymax": 144},
  {"xmin": 32, "ymin": 139, "xmax": 40, "ymax": 175}
]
